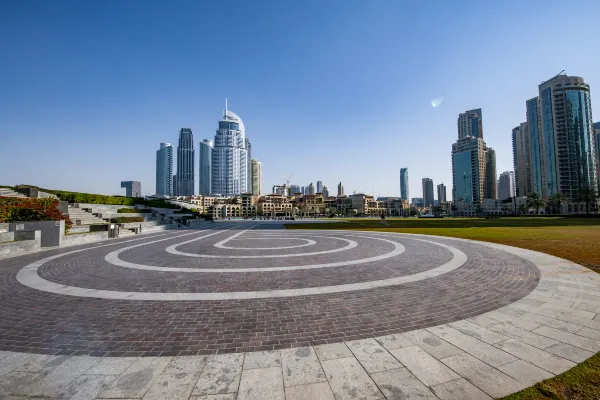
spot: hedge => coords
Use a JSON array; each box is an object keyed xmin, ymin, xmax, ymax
[
  {"xmin": 110, "ymin": 216, "xmax": 145, "ymax": 223},
  {"xmin": 117, "ymin": 208, "xmax": 152, "ymax": 213},
  {"xmin": 0, "ymin": 197, "xmax": 72, "ymax": 230}
]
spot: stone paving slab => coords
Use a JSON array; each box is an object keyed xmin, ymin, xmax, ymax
[{"xmin": 0, "ymin": 226, "xmax": 598, "ymax": 399}]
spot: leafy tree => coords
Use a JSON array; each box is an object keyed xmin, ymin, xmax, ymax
[
  {"xmin": 527, "ymin": 192, "xmax": 546, "ymax": 215},
  {"xmin": 550, "ymin": 192, "xmax": 566, "ymax": 215},
  {"xmin": 578, "ymin": 188, "xmax": 598, "ymax": 214}
]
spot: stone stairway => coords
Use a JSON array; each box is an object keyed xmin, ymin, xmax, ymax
[
  {"xmin": 0, "ymin": 188, "xmax": 26, "ymax": 198},
  {"xmin": 67, "ymin": 206, "xmax": 109, "ymax": 226}
]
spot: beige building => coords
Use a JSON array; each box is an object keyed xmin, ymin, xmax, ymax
[
  {"xmin": 258, "ymin": 194, "xmax": 294, "ymax": 217},
  {"xmin": 251, "ymin": 159, "xmax": 262, "ymax": 195}
]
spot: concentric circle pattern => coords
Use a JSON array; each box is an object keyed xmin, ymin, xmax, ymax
[{"xmin": 0, "ymin": 222, "xmax": 540, "ymax": 357}]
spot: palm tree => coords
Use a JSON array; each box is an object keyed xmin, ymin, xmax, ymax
[
  {"xmin": 527, "ymin": 192, "xmax": 546, "ymax": 215},
  {"xmin": 518, "ymin": 203, "xmax": 527, "ymax": 215},
  {"xmin": 550, "ymin": 192, "xmax": 566, "ymax": 215},
  {"xmin": 578, "ymin": 188, "xmax": 598, "ymax": 215}
]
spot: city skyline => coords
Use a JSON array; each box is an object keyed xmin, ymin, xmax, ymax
[{"xmin": 2, "ymin": 2, "xmax": 600, "ymax": 197}]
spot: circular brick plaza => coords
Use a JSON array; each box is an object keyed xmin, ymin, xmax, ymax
[{"xmin": 0, "ymin": 222, "xmax": 541, "ymax": 357}]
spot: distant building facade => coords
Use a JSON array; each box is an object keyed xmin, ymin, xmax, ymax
[
  {"xmin": 316, "ymin": 181, "xmax": 323, "ymax": 194},
  {"xmin": 174, "ymin": 128, "xmax": 195, "ymax": 196},
  {"xmin": 212, "ymin": 105, "xmax": 248, "ymax": 196},
  {"xmin": 497, "ymin": 171, "xmax": 515, "ymax": 201},
  {"xmin": 121, "ymin": 181, "xmax": 141, "ymax": 198},
  {"xmin": 199, "ymin": 139, "xmax": 213, "ymax": 196},
  {"xmin": 422, "ymin": 178, "xmax": 434, "ymax": 208},
  {"xmin": 337, "ymin": 182, "xmax": 345, "ymax": 197},
  {"xmin": 251, "ymin": 159, "xmax": 262, "ymax": 195},
  {"xmin": 485, "ymin": 148, "xmax": 497, "ymax": 200},
  {"xmin": 322, "ymin": 185, "xmax": 329, "ymax": 198},
  {"xmin": 307, "ymin": 183, "xmax": 315, "ymax": 195},
  {"xmin": 437, "ymin": 183, "xmax": 447, "ymax": 203},
  {"xmin": 156, "ymin": 142, "xmax": 173, "ymax": 196},
  {"xmin": 400, "ymin": 168, "xmax": 409, "ymax": 201}
]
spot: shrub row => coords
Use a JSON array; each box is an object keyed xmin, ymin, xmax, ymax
[
  {"xmin": 0, "ymin": 197, "xmax": 72, "ymax": 230},
  {"xmin": 117, "ymin": 208, "xmax": 152, "ymax": 213},
  {"xmin": 110, "ymin": 216, "xmax": 145, "ymax": 223}
]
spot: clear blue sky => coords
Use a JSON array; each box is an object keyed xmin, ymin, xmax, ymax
[{"xmin": 1, "ymin": 0, "xmax": 599, "ymax": 198}]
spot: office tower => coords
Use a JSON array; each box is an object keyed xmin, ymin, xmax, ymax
[
  {"xmin": 121, "ymin": 181, "xmax": 141, "ymax": 197},
  {"xmin": 301, "ymin": 186, "xmax": 306, "ymax": 195},
  {"xmin": 322, "ymin": 186, "xmax": 329, "ymax": 197},
  {"xmin": 212, "ymin": 102, "xmax": 248, "ymax": 196},
  {"xmin": 156, "ymin": 142, "xmax": 173, "ymax": 196},
  {"xmin": 337, "ymin": 182, "xmax": 345, "ymax": 196},
  {"xmin": 251, "ymin": 159, "xmax": 261, "ymax": 195},
  {"xmin": 437, "ymin": 183, "xmax": 447, "ymax": 203},
  {"xmin": 199, "ymin": 139, "xmax": 213, "ymax": 196},
  {"xmin": 452, "ymin": 135, "xmax": 486, "ymax": 205},
  {"xmin": 308, "ymin": 183, "xmax": 315, "ymax": 195},
  {"xmin": 400, "ymin": 168, "xmax": 409, "ymax": 200},
  {"xmin": 290, "ymin": 185, "xmax": 301, "ymax": 195},
  {"xmin": 174, "ymin": 128, "xmax": 195, "ymax": 196},
  {"xmin": 595, "ymin": 122, "xmax": 600, "ymax": 191},
  {"xmin": 512, "ymin": 123, "xmax": 531, "ymax": 197},
  {"xmin": 525, "ymin": 74, "xmax": 597, "ymax": 201},
  {"xmin": 245, "ymin": 137, "xmax": 252, "ymax": 193},
  {"xmin": 457, "ymin": 109, "xmax": 483, "ymax": 140},
  {"xmin": 422, "ymin": 178, "xmax": 434, "ymax": 208},
  {"xmin": 498, "ymin": 171, "xmax": 515, "ymax": 200},
  {"xmin": 485, "ymin": 148, "xmax": 497, "ymax": 199},
  {"xmin": 452, "ymin": 109, "xmax": 494, "ymax": 205},
  {"xmin": 316, "ymin": 181, "xmax": 323, "ymax": 193}
]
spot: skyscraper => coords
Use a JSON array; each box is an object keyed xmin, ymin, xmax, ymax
[
  {"xmin": 251, "ymin": 159, "xmax": 261, "ymax": 195},
  {"xmin": 337, "ymin": 182, "xmax": 345, "ymax": 197},
  {"xmin": 290, "ymin": 185, "xmax": 301, "ymax": 195},
  {"xmin": 245, "ymin": 137, "xmax": 252, "ymax": 193},
  {"xmin": 400, "ymin": 168, "xmax": 409, "ymax": 201},
  {"xmin": 437, "ymin": 183, "xmax": 447, "ymax": 203},
  {"xmin": 422, "ymin": 178, "xmax": 434, "ymax": 208},
  {"xmin": 212, "ymin": 102, "xmax": 248, "ymax": 196},
  {"xmin": 121, "ymin": 181, "xmax": 141, "ymax": 197},
  {"xmin": 485, "ymin": 148, "xmax": 497, "ymax": 199},
  {"xmin": 525, "ymin": 74, "xmax": 597, "ymax": 201},
  {"xmin": 174, "ymin": 129, "xmax": 195, "ymax": 196},
  {"xmin": 512, "ymin": 123, "xmax": 531, "ymax": 197},
  {"xmin": 316, "ymin": 181, "xmax": 323, "ymax": 194},
  {"xmin": 322, "ymin": 186, "xmax": 329, "ymax": 198},
  {"xmin": 199, "ymin": 139, "xmax": 213, "ymax": 196},
  {"xmin": 156, "ymin": 142, "xmax": 173, "ymax": 196},
  {"xmin": 457, "ymin": 109, "xmax": 483, "ymax": 140},
  {"xmin": 307, "ymin": 183, "xmax": 315, "ymax": 195},
  {"xmin": 452, "ymin": 109, "xmax": 494, "ymax": 205},
  {"xmin": 498, "ymin": 171, "xmax": 515, "ymax": 201},
  {"xmin": 595, "ymin": 122, "xmax": 600, "ymax": 191}
]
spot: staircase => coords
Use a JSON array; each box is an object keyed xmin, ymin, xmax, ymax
[
  {"xmin": 0, "ymin": 188, "xmax": 26, "ymax": 198},
  {"xmin": 67, "ymin": 206, "xmax": 109, "ymax": 226}
]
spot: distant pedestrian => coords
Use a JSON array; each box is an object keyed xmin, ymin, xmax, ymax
[{"xmin": 380, "ymin": 212, "xmax": 388, "ymax": 226}]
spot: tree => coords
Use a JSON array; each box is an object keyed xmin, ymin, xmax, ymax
[
  {"xmin": 518, "ymin": 203, "xmax": 527, "ymax": 215},
  {"xmin": 550, "ymin": 192, "xmax": 566, "ymax": 215},
  {"xmin": 527, "ymin": 192, "xmax": 546, "ymax": 215},
  {"xmin": 578, "ymin": 188, "xmax": 598, "ymax": 215}
]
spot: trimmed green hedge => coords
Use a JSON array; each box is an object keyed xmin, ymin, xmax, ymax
[
  {"xmin": 110, "ymin": 216, "xmax": 145, "ymax": 223},
  {"xmin": 117, "ymin": 208, "xmax": 151, "ymax": 213}
]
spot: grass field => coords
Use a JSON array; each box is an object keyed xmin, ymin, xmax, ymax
[{"xmin": 286, "ymin": 217, "xmax": 600, "ymax": 399}]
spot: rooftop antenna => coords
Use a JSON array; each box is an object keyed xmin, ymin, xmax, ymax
[{"xmin": 225, "ymin": 98, "xmax": 228, "ymax": 116}]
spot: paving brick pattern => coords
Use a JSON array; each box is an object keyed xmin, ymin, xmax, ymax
[
  {"xmin": 0, "ymin": 224, "xmax": 539, "ymax": 357},
  {"xmin": 0, "ymin": 222, "xmax": 598, "ymax": 399}
]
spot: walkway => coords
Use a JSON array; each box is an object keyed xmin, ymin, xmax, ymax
[{"xmin": 0, "ymin": 222, "xmax": 598, "ymax": 399}]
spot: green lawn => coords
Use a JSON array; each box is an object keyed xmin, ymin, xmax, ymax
[{"xmin": 286, "ymin": 217, "xmax": 600, "ymax": 399}]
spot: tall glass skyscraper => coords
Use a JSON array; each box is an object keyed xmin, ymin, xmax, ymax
[
  {"xmin": 422, "ymin": 178, "xmax": 434, "ymax": 208},
  {"xmin": 199, "ymin": 139, "xmax": 213, "ymax": 196},
  {"xmin": 212, "ymin": 106, "xmax": 248, "ymax": 196},
  {"xmin": 525, "ymin": 74, "xmax": 597, "ymax": 201},
  {"xmin": 594, "ymin": 122, "xmax": 600, "ymax": 191},
  {"xmin": 174, "ymin": 128, "xmax": 195, "ymax": 196},
  {"xmin": 400, "ymin": 168, "xmax": 409, "ymax": 200},
  {"xmin": 457, "ymin": 109, "xmax": 483, "ymax": 139},
  {"xmin": 245, "ymin": 137, "xmax": 252, "ymax": 193},
  {"xmin": 316, "ymin": 181, "xmax": 323, "ymax": 193},
  {"xmin": 155, "ymin": 142, "xmax": 173, "ymax": 196}
]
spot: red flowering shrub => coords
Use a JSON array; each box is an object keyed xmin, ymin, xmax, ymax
[{"xmin": 0, "ymin": 197, "xmax": 73, "ymax": 231}]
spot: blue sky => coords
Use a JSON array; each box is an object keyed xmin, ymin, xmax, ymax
[{"xmin": 1, "ymin": 0, "xmax": 599, "ymax": 198}]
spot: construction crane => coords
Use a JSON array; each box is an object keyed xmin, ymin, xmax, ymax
[{"xmin": 280, "ymin": 172, "xmax": 294, "ymax": 187}]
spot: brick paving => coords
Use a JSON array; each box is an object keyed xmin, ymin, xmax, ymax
[
  {"xmin": 0, "ymin": 223, "xmax": 539, "ymax": 357},
  {"xmin": 0, "ymin": 222, "xmax": 598, "ymax": 399}
]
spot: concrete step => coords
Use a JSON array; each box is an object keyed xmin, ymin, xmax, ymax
[{"xmin": 0, "ymin": 189, "xmax": 27, "ymax": 198}]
